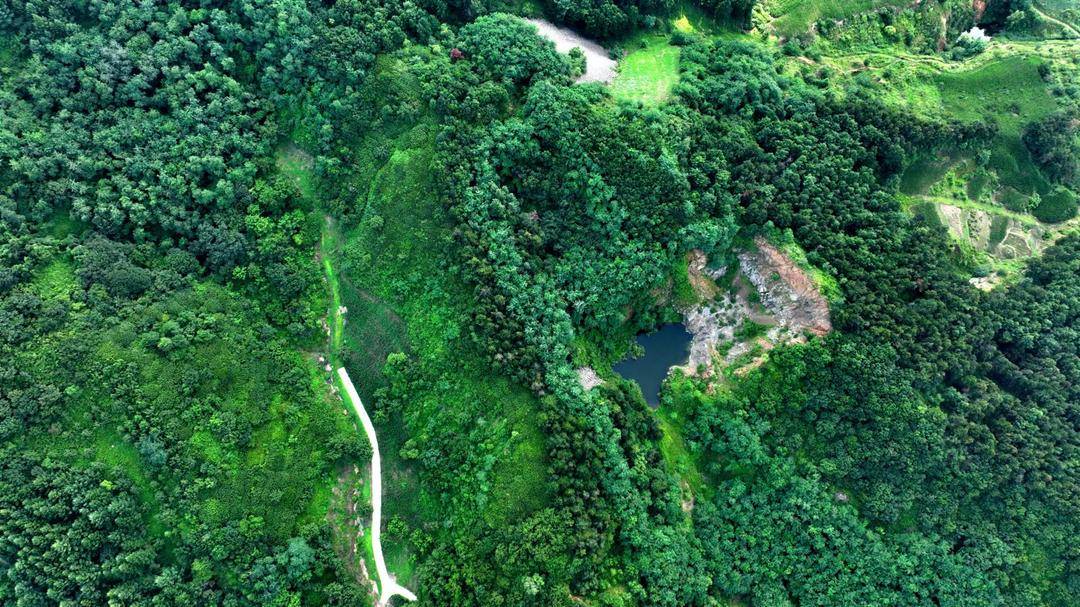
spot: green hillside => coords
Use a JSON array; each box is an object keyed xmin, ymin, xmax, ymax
[{"xmin": 2, "ymin": 2, "xmax": 1078, "ymax": 607}]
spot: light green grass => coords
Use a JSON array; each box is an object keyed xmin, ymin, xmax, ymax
[
  {"xmin": 657, "ymin": 414, "xmax": 709, "ymax": 506},
  {"xmin": 934, "ymin": 55, "xmax": 1058, "ymax": 197},
  {"xmin": 657, "ymin": 375, "xmax": 716, "ymax": 504},
  {"xmin": 886, "ymin": 52, "xmax": 1061, "ymax": 213},
  {"xmin": 768, "ymin": 0, "xmax": 908, "ymax": 37},
  {"xmin": 321, "ymin": 228, "xmax": 345, "ymax": 360},
  {"xmin": 276, "ymin": 144, "xmax": 316, "ymax": 200},
  {"xmin": 670, "ymin": 0, "xmax": 733, "ymax": 35},
  {"xmin": 341, "ymin": 120, "xmax": 550, "ymax": 527},
  {"xmin": 901, "ymin": 194, "xmax": 1041, "ymax": 226},
  {"xmin": 900, "ymin": 154, "xmax": 957, "ymax": 196},
  {"xmin": 30, "ymin": 257, "xmax": 75, "ymax": 300},
  {"xmin": 933, "ymin": 55, "xmax": 1058, "ymax": 138},
  {"xmin": 611, "ymin": 35, "xmax": 681, "ymax": 105},
  {"xmin": 91, "ymin": 429, "xmax": 166, "ymax": 533}
]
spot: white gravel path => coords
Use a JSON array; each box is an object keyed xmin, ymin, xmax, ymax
[
  {"xmin": 526, "ymin": 18, "xmax": 617, "ymax": 83},
  {"xmin": 337, "ymin": 367, "xmax": 416, "ymax": 606}
]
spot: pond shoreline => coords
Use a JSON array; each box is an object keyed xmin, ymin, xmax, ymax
[{"xmin": 614, "ymin": 323, "xmax": 693, "ymax": 407}]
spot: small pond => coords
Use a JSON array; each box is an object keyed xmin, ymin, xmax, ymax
[{"xmin": 614, "ymin": 323, "xmax": 692, "ymax": 407}]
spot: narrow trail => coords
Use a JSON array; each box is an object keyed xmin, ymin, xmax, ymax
[
  {"xmin": 321, "ymin": 216, "xmax": 416, "ymax": 606},
  {"xmin": 820, "ymin": 38, "xmax": 1080, "ymax": 75},
  {"xmin": 1032, "ymin": 6, "xmax": 1080, "ymax": 39},
  {"xmin": 337, "ymin": 368, "xmax": 417, "ymax": 606}
]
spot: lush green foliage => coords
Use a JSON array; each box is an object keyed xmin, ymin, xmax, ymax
[
  {"xmin": 0, "ymin": 242, "xmax": 368, "ymax": 604},
  {"xmin": 548, "ymin": 0, "xmax": 674, "ymax": 37},
  {"xmin": 1023, "ymin": 111, "xmax": 1080, "ymax": 188},
  {"xmin": 674, "ymin": 38, "xmax": 1078, "ymax": 606},
  {"xmin": 2, "ymin": 2, "xmax": 1077, "ymax": 607}
]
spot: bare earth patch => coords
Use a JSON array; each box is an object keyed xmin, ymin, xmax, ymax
[
  {"xmin": 933, "ymin": 203, "xmax": 1059, "ymax": 261},
  {"xmin": 679, "ymin": 237, "xmax": 831, "ymax": 378},
  {"xmin": 969, "ymin": 274, "xmax": 1003, "ymax": 291},
  {"xmin": 686, "ymin": 249, "xmax": 720, "ymax": 300},
  {"xmin": 328, "ymin": 464, "xmax": 379, "ymax": 604},
  {"xmin": 577, "ymin": 366, "xmax": 604, "ymax": 391}
]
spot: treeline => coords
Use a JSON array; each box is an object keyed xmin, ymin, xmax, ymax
[
  {"xmin": 544, "ymin": 0, "xmax": 753, "ymax": 38},
  {"xmin": 0, "ymin": 0, "xmax": 439, "ymax": 274}
]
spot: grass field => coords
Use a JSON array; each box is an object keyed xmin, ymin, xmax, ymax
[
  {"xmin": 766, "ymin": 0, "xmax": 908, "ymax": 37},
  {"xmin": 933, "ymin": 55, "xmax": 1058, "ymax": 138},
  {"xmin": 933, "ymin": 55, "xmax": 1058, "ymax": 199},
  {"xmin": 670, "ymin": 0, "xmax": 734, "ymax": 35},
  {"xmin": 841, "ymin": 43, "xmax": 1080, "ymax": 274},
  {"xmin": 611, "ymin": 34, "xmax": 681, "ymax": 105},
  {"xmin": 880, "ymin": 49, "xmax": 1064, "ymax": 223}
]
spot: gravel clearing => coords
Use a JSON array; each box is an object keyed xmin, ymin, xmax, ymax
[{"xmin": 526, "ymin": 18, "xmax": 617, "ymax": 84}]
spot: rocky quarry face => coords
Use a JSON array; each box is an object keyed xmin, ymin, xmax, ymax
[
  {"xmin": 681, "ymin": 237, "xmax": 831, "ymax": 378},
  {"xmin": 736, "ymin": 238, "xmax": 831, "ymax": 337}
]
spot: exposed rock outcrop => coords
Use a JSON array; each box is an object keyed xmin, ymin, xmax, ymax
[
  {"xmin": 737, "ymin": 237, "xmax": 831, "ymax": 337},
  {"xmin": 577, "ymin": 366, "xmax": 604, "ymax": 391},
  {"xmin": 679, "ymin": 237, "xmax": 832, "ymax": 378}
]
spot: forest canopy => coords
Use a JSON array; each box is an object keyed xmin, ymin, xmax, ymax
[{"xmin": 1, "ymin": 1, "xmax": 1078, "ymax": 606}]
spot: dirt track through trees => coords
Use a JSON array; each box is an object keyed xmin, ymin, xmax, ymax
[
  {"xmin": 337, "ymin": 368, "xmax": 416, "ymax": 606},
  {"xmin": 323, "ymin": 216, "xmax": 415, "ymax": 605}
]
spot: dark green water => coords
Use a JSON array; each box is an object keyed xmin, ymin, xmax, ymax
[{"xmin": 614, "ymin": 323, "xmax": 692, "ymax": 407}]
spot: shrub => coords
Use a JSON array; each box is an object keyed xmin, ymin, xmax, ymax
[
  {"xmin": 1033, "ymin": 187, "xmax": 1079, "ymax": 223},
  {"xmin": 999, "ymin": 187, "xmax": 1032, "ymax": 212}
]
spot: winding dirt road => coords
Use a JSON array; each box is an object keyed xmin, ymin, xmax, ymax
[
  {"xmin": 337, "ymin": 367, "xmax": 416, "ymax": 606},
  {"xmin": 322, "ymin": 218, "xmax": 414, "ymax": 605},
  {"xmin": 1032, "ymin": 6, "xmax": 1080, "ymax": 39}
]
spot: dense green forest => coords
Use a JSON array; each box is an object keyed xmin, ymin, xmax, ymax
[{"xmin": 1, "ymin": 0, "xmax": 1077, "ymax": 606}]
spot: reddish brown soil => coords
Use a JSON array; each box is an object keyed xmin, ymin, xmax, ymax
[
  {"xmin": 739, "ymin": 237, "xmax": 831, "ymax": 336},
  {"xmin": 973, "ymin": 0, "xmax": 987, "ymax": 22}
]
